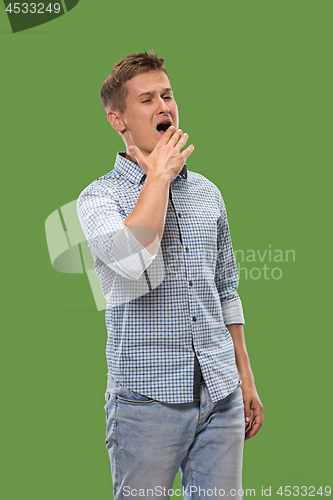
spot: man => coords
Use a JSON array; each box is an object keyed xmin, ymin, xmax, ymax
[{"xmin": 77, "ymin": 51, "xmax": 263, "ymax": 500}]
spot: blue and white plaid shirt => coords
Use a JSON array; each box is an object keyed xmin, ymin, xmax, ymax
[{"xmin": 77, "ymin": 152, "xmax": 244, "ymax": 403}]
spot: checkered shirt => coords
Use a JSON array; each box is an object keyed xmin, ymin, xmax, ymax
[{"xmin": 77, "ymin": 152, "xmax": 245, "ymax": 403}]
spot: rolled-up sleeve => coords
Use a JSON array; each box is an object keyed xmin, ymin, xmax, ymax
[
  {"xmin": 215, "ymin": 191, "xmax": 245, "ymax": 325},
  {"xmin": 77, "ymin": 185, "xmax": 157, "ymax": 280}
]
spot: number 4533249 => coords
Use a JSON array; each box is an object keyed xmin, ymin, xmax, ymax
[
  {"xmin": 5, "ymin": 3, "xmax": 61, "ymax": 14},
  {"xmin": 277, "ymin": 486, "xmax": 331, "ymax": 496}
]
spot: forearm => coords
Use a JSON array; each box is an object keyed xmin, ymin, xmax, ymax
[
  {"xmin": 124, "ymin": 172, "xmax": 170, "ymax": 254},
  {"xmin": 226, "ymin": 323, "xmax": 256, "ymax": 387},
  {"xmin": 227, "ymin": 323, "xmax": 264, "ymax": 439}
]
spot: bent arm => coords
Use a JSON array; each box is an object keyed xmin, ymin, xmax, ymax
[
  {"xmin": 124, "ymin": 126, "xmax": 194, "ymax": 252},
  {"xmin": 77, "ymin": 128, "xmax": 194, "ymax": 279},
  {"xmin": 77, "ymin": 187, "xmax": 158, "ymax": 280},
  {"xmin": 123, "ymin": 172, "xmax": 171, "ymax": 255}
]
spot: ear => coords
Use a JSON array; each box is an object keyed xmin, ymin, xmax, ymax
[{"xmin": 107, "ymin": 110, "xmax": 126, "ymax": 133}]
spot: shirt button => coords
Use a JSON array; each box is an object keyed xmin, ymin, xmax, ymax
[
  {"xmin": 192, "ymin": 316, "xmax": 197, "ymax": 322},
  {"xmin": 185, "ymin": 247, "xmax": 189, "ymax": 253},
  {"xmin": 189, "ymin": 281, "xmax": 193, "ymax": 286},
  {"xmin": 178, "ymin": 213, "xmax": 182, "ymax": 218}
]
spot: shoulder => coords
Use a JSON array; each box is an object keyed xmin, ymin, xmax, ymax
[
  {"xmin": 77, "ymin": 168, "xmax": 124, "ymax": 218},
  {"xmin": 186, "ymin": 170, "xmax": 225, "ymax": 208},
  {"xmin": 77, "ymin": 169, "xmax": 121, "ymax": 202}
]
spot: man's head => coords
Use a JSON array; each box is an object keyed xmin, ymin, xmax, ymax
[
  {"xmin": 100, "ymin": 51, "xmax": 179, "ymax": 160},
  {"xmin": 101, "ymin": 51, "xmax": 169, "ymax": 115}
]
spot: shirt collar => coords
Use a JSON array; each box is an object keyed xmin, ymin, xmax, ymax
[{"xmin": 114, "ymin": 152, "xmax": 188, "ymax": 185}]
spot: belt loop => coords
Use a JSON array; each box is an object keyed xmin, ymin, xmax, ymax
[{"xmin": 107, "ymin": 377, "xmax": 117, "ymax": 391}]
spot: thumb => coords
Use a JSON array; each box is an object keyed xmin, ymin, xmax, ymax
[
  {"xmin": 244, "ymin": 398, "xmax": 252, "ymax": 424},
  {"xmin": 128, "ymin": 145, "xmax": 145, "ymax": 166}
]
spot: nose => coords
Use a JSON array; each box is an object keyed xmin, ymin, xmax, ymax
[{"xmin": 157, "ymin": 96, "xmax": 170, "ymax": 114}]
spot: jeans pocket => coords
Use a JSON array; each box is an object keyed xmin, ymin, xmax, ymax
[
  {"xmin": 104, "ymin": 390, "xmax": 113, "ymax": 420},
  {"xmin": 116, "ymin": 385, "xmax": 154, "ymax": 404}
]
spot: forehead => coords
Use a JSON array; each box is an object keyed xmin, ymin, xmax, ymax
[{"xmin": 126, "ymin": 70, "xmax": 172, "ymax": 98}]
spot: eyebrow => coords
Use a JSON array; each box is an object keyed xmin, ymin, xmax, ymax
[{"xmin": 138, "ymin": 87, "xmax": 173, "ymax": 98}]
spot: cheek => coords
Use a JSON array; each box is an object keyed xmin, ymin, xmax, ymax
[
  {"xmin": 132, "ymin": 113, "xmax": 151, "ymax": 133},
  {"xmin": 172, "ymin": 105, "xmax": 179, "ymax": 126}
]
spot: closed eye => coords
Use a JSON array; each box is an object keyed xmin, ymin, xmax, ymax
[{"xmin": 142, "ymin": 95, "xmax": 172, "ymax": 103}]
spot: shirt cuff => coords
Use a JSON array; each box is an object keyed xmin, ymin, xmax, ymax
[
  {"xmin": 221, "ymin": 297, "xmax": 245, "ymax": 325},
  {"xmin": 114, "ymin": 246, "xmax": 156, "ymax": 280},
  {"xmin": 86, "ymin": 225, "xmax": 159, "ymax": 280}
]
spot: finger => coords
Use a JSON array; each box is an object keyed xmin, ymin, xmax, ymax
[
  {"xmin": 245, "ymin": 406, "xmax": 263, "ymax": 440},
  {"xmin": 179, "ymin": 144, "xmax": 195, "ymax": 161},
  {"xmin": 245, "ymin": 419, "xmax": 253, "ymax": 434},
  {"xmin": 245, "ymin": 418, "xmax": 261, "ymax": 440},
  {"xmin": 243, "ymin": 399, "xmax": 252, "ymax": 426},
  {"xmin": 174, "ymin": 132, "xmax": 189, "ymax": 152},
  {"xmin": 158, "ymin": 125, "xmax": 176, "ymax": 145},
  {"xmin": 167, "ymin": 128, "xmax": 183, "ymax": 146}
]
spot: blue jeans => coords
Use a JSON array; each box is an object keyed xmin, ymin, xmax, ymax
[{"xmin": 104, "ymin": 379, "xmax": 245, "ymax": 500}]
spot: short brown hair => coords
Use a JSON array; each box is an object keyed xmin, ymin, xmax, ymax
[{"xmin": 100, "ymin": 50, "xmax": 169, "ymax": 115}]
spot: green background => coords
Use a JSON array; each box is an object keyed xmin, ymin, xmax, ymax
[{"xmin": 1, "ymin": 1, "xmax": 332, "ymax": 498}]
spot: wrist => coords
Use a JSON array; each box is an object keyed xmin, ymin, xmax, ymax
[
  {"xmin": 239, "ymin": 374, "xmax": 256, "ymax": 390},
  {"xmin": 146, "ymin": 171, "xmax": 171, "ymax": 188}
]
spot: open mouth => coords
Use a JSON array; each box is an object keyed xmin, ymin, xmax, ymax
[{"xmin": 156, "ymin": 121, "xmax": 172, "ymax": 134}]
